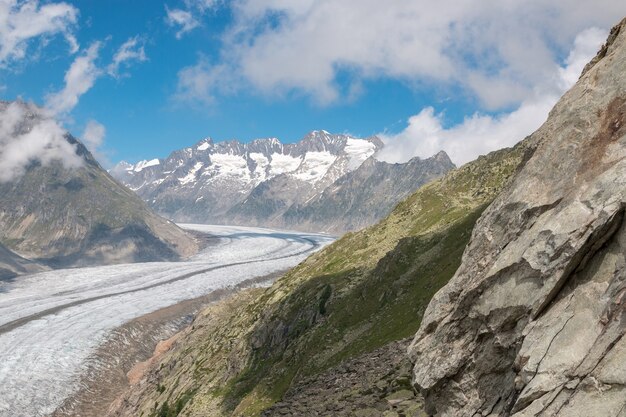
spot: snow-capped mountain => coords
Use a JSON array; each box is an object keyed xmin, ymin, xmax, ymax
[{"xmin": 111, "ymin": 131, "xmax": 454, "ymax": 233}]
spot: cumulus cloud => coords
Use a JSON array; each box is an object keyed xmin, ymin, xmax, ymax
[
  {"xmin": 45, "ymin": 42, "xmax": 101, "ymax": 115},
  {"xmin": 0, "ymin": 101, "xmax": 82, "ymax": 182},
  {"xmin": 0, "ymin": 0, "xmax": 79, "ymax": 65},
  {"xmin": 376, "ymin": 96, "xmax": 557, "ymax": 166},
  {"xmin": 376, "ymin": 28, "xmax": 608, "ymax": 165},
  {"xmin": 176, "ymin": 0, "xmax": 625, "ymax": 107},
  {"xmin": 107, "ymin": 36, "xmax": 147, "ymax": 77}
]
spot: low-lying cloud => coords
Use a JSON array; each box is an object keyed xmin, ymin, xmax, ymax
[
  {"xmin": 0, "ymin": 101, "xmax": 82, "ymax": 182},
  {"xmin": 0, "ymin": 33, "xmax": 146, "ymax": 181}
]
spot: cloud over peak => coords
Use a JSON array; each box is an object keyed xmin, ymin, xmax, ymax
[{"xmin": 0, "ymin": 101, "xmax": 82, "ymax": 182}]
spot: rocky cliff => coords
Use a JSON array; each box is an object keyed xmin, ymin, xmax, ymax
[
  {"xmin": 0, "ymin": 102, "xmax": 198, "ymax": 268},
  {"xmin": 408, "ymin": 18, "xmax": 626, "ymax": 417}
]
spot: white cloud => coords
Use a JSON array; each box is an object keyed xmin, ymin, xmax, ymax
[
  {"xmin": 107, "ymin": 36, "xmax": 147, "ymax": 77},
  {"xmin": 177, "ymin": 0, "xmax": 626, "ymax": 107},
  {"xmin": 45, "ymin": 42, "xmax": 101, "ymax": 115},
  {"xmin": 184, "ymin": 0, "xmax": 220, "ymax": 12},
  {"xmin": 376, "ymin": 28, "xmax": 607, "ymax": 166},
  {"xmin": 0, "ymin": 0, "xmax": 79, "ymax": 65},
  {"xmin": 376, "ymin": 96, "xmax": 557, "ymax": 166},
  {"xmin": 558, "ymin": 27, "xmax": 608, "ymax": 90},
  {"xmin": 174, "ymin": 58, "xmax": 231, "ymax": 105},
  {"xmin": 165, "ymin": 6, "xmax": 199, "ymax": 39},
  {"xmin": 165, "ymin": 0, "xmax": 221, "ymax": 38},
  {"xmin": 0, "ymin": 101, "xmax": 82, "ymax": 182},
  {"xmin": 81, "ymin": 119, "xmax": 105, "ymax": 151}
]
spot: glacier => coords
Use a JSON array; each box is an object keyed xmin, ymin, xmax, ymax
[{"xmin": 0, "ymin": 224, "xmax": 333, "ymax": 417}]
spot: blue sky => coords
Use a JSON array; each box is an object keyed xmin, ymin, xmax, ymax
[{"xmin": 1, "ymin": 0, "xmax": 625, "ymax": 166}]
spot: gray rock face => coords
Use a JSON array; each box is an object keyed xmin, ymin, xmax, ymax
[
  {"xmin": 0, "ymin": 102, "xmax": 198, "ymax": 268},
  {"xmin": 111, "ymin": 132, "xmax": 454, "ymax": 233},
  {"xmin": 408, "ymin": 18, "xmax": 626, "ymax": 417}
]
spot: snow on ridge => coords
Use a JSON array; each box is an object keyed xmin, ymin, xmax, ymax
[
  {"xmin": 208, "ymin": 154, "xmax": 249, "ymax": 179},
  {"xmin": 249, "ymin": 152, "xmax": 270, "ymax": 183},
  {"xmin": 115, "ymin": 132, "xmax": 381, "ymax": 191},
  {"xmin": 269, "ymin": 153, "xmax": 302, "ymax": 176},
  {"xmin": 179, "ymin": 162, "xmax": 204, "ymax": 185},
  {"xmin": 344, "ymin": 138, "xmax": 376, "ymax": 170},
  {"xmin": 292, "ymin": 151, "xmax": 336, "ymax": 183},
  {"xmin": 133, "ymin": 159, "xmax": 160, "ymax": 172}
]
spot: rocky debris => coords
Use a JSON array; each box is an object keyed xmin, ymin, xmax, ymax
[
  {"xmin": 408, "ymin": 17, "xmax": 626, "ymax": 417},
  {"xmin": 262, "ymin": 339, "xmax": 426, "ymax": 417},
  {"xmin": 106, "ymin": 288, "xmax": 267, "ymax": 417}
]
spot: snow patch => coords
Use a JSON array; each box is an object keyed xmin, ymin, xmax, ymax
[
  {"xmin": 178, "ymin": 162, "xmax": 203, "ymax": 185},
  {"xmin": 197, "ymin": 142, "xmax": 210, "ymax": 151},
  {"xmin": 292, "ymin": 151, "xmax": 336, "ymax": 183},
  {"xmin": 269, "ymin": 153, "xmax": 302, "ymax": 176},
  {"xmin": 209, "ymin": 153, "xmax": 249, "ymax": 178},
  {"xmin": 249, "ymin": 152, "xmax": 270, "ymax": 182},
  {"xmin": 344, "ymin": 138, "xmax": 376, "ymax": 170}
]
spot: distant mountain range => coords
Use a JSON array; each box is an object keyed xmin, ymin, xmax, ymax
[
  {"xmin": 0, "ymin": 101, "xmax": 198, "ymax": 270},
  {"xmin": 111, "ymin": 131, "xmax": 455, "ymax": 233}
]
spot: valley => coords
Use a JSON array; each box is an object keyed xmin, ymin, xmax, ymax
[
  {"xmin": 1, "ymin": 2, "xmax": 625, "ymax": 417},
  {"xmin": 0, "ymin": 225, "xmax": 333, "ymax": 417}
]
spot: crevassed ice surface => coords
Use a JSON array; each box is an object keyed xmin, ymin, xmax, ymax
[{"xmin": 0, "ymin": 224, "xmax": 334, "ymax": 417}]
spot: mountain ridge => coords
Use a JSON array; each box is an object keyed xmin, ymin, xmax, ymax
[{"xmin": 110, "ymin": 132, "xmax": 454, "ymax": 233}]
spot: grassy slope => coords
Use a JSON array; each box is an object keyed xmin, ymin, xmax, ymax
[{"xmin": 128, "ymin": 140, "xmax": 531, "ymax": 417}]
